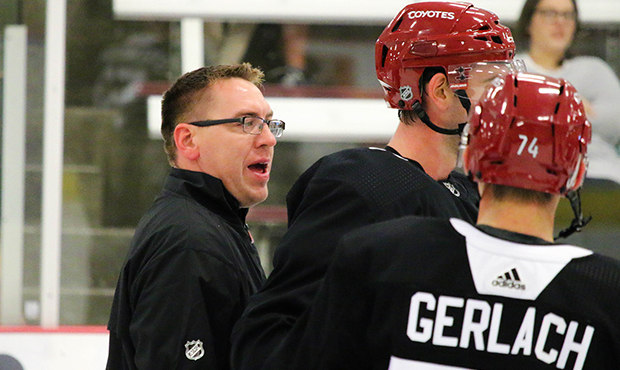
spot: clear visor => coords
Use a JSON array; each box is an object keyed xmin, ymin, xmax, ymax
[{"xmin": 447, "ymin": 59, "xmax": 526, "ymax": 104}]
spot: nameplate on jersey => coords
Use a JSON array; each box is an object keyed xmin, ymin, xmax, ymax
[{"xmin": 450, "ymin": 218, "xmax": 592, "ymax": 300}]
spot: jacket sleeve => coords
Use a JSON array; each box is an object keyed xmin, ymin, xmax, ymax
[{"xmin": 130, "ymin": 247, "xmax": 243, "ymax": 370}]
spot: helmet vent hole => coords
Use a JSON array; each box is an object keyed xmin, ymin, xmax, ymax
[
  {"xmin": 491, "ymin": 160, "xmax": 504, "ymax": 165},
  {"xmin": 554, "ymin": 102, "xmax": 561, "ymax": 114},
  {"xmin": 491, "ymin": 36, "xmax": 503, "ymax": 44},
  {"xmin": 513, "ymin": 95, "xmax": 518, "ymax": 107},
  {"xmin": 510, "ymin": 117, "xmax": 517, "ymax": 129},
  {"xmin": 381, "ymin": 45, "xmax": 389, "ymax": 67},
  {"xmin": 391, "ymin": 17, "xmax": 404, "ymax": 32},
  {"xmin": 477, "ymin": 25, "xmax": 491, "ymax": 31},
  {"xmin": 558, "ymin": 84, "xmax": 565, "ymax": 95}
]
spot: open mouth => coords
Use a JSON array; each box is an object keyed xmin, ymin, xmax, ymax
[{"xmin": 248, "ymin": 162, "xmax": 269, "ymax": 174}]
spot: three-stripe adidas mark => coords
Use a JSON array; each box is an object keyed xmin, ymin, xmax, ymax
[{"xmin": 492, "ymin": 268, "xmax": 526, "ymax": 290}]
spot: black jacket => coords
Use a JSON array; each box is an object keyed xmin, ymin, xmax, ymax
[
  {"xmin": 107, "ymin": 168, "xmax": 265, "ymax": 370},
  {"xmin": 231, "ymin": 147, "xmax": 479, "ymax": 370}
]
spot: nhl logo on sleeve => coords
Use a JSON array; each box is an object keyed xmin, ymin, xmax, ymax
[{"xmin": 185, "ymin": 339, "xmax": 205, "ymax": 361}]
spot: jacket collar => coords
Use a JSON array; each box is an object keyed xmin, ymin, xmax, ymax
[{"xmin": 165, "ymin": 168, "xmax": 248, "ymax": 226}]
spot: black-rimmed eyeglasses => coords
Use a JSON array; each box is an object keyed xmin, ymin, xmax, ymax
[
  {"xmin": 186, "ymin": 116, "xmax": 285, "ymax": 138},
  {"xmin": 535, "ymin": 8, "xmax": 577, "ymax": 22}
]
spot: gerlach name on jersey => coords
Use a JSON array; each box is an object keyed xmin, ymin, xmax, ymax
[{"xmin": 406, "ymin": 291, "xmax": 594, "ymax": 370}]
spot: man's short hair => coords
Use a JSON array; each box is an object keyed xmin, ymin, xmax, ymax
[
  {"xmin": 488, "ymin": 183, "xmax": 554, "ymax": 205},
  {"xmin": 161, "ymin": 63, "xmax": 264, "ymax": 166}
]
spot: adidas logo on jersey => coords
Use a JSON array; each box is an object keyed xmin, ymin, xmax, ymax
[{"xmin": 492, "ymin": 268, "xmax": 525, "ymax": 290}]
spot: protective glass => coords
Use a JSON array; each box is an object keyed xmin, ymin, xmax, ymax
[
  {"xmin": 447, "ymin": 59, "xmax": 526, "ymax": 104},
  {"xmin": 187, "ymin": 116, "xmax": 285, "ymax": 138}
]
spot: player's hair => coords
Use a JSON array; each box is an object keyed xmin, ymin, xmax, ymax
[
  {"xmin": 488, "ymin": 184, "xmax": 554, "ymax": 204},
  {"xmin": 161, "ymin": 63, "xmax": 264, "ymax": 166}
]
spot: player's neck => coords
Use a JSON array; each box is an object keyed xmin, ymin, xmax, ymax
[
  {"xmin": 388, "ymin": 122, "xmax": 459, "ymax": 181},
  {"xmin": 476, "ymin": 195, "xmax": 559, "ymax": 243}
]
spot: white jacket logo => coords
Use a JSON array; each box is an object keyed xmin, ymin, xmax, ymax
[
  {"xmin": 185, "ymin": 340, "xmax": 205, "ymax": 361},
  {"xmin": 408, "ymin": 10, "xmax": 455, "ymax": 20}
]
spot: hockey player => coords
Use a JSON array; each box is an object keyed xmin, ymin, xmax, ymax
[
  {"xmin": 258, "ymin": 72, "xmax": 620, "ymax": 370},
  {"xmin": 231, "ymin": 2, "xmax": 522, "ymax": 369}
]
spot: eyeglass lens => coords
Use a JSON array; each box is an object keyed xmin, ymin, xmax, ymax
[
  {"xmin": 536, "ymin": 9, "xmax": 576, "ymax": 21},
  {"xmin": 242, "ymin": 117, "xmax": 284, "ymax": 138}
]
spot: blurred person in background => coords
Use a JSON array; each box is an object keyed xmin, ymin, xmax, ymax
[
  {"xmin": 231, "ymin": 2, "xmax": 522, "ymax": 369},
  {"xmin": 516, "ymin": 0, "xmax": 620, "ymax": 186},
  {"xmin": 106, "ymin": 63, "xmax": 285, "ymax": 370},
  {"xmin": 242, "ymin": 23, "xmax": 310, "ymax": 86}
]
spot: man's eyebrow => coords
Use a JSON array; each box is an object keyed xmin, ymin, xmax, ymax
[{"xmin": 237, "ymin": 110, "xmax": 274, "ymax": 118}]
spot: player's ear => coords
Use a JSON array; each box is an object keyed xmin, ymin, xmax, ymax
[
  {"xmin": 425, "ymin": 73, "xmax": 451, "ymax": 110},
  {"xmin": 174, "ymin": 123, "xmax": 200, "ymax": 161}
]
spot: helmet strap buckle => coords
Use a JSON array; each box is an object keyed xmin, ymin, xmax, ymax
[{"xmin": 555, "ymin": 189, "xmax": 592, "ymax": 240}]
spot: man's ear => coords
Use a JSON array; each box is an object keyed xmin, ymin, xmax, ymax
[
  {"xmin": 425, "ymin": 73, "xmax": 452, "ymax": 111},
  {"xmin": 174, "ymin": 123, "xmax": 200, "ymax": 161}
]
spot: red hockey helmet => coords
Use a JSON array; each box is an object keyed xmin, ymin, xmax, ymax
[
  {"xmin": 463, "ymin": 72, "xmax": 592, "ymax": 195},
  {"xmin": 376, "ymin": 1, "xmax": 517, "ymax": 111}
]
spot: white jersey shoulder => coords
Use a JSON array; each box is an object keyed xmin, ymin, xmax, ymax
[{"xmin": 449, "ymin": 218, "xmax": 592, "ymax": 301}]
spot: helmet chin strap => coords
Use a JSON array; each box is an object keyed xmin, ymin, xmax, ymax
[
  {"xmin": 455, "ymin": 89, "xmax": 472, "ymax": 113},
  {"xmin": 555, "ymin": 189, "xmax": 592, "ymax": 240},
  {"xmin": 411, "ymin": 101, "xmax": 465, "ymax": 135},
  {"xmin": 411, "ymin": 88, "xmax": 472, "ymax": 136}
]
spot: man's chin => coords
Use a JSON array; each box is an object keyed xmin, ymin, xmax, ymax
[{"xmin": 239, "ymin": 190, "xmax": 269, "ymax": 208}]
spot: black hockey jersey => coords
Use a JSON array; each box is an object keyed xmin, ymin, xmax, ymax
[
  {"xmin": 263, "ymin": 217, "xmax": 620, "ymax": 370},
  {"xmin": 231, "ymin": 147, "xmax": 480, "ymax": 369}
]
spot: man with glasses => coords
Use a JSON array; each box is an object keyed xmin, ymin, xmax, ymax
[
  {"xmin": 231, "ymin": 2, "xmax": 522, "ymax": 370},
  {"xmin": 106, "ymin": 63, "xmax": 284, "ymax": 370}
]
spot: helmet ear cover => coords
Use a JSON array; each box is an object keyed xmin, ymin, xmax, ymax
[
  {"xmin": 376, "ymin": 1, "xmax": 516, "ymax": 111},
  {"xmin": 463, "ymin": 72, "xmax": 592, "ymax": 196}
]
